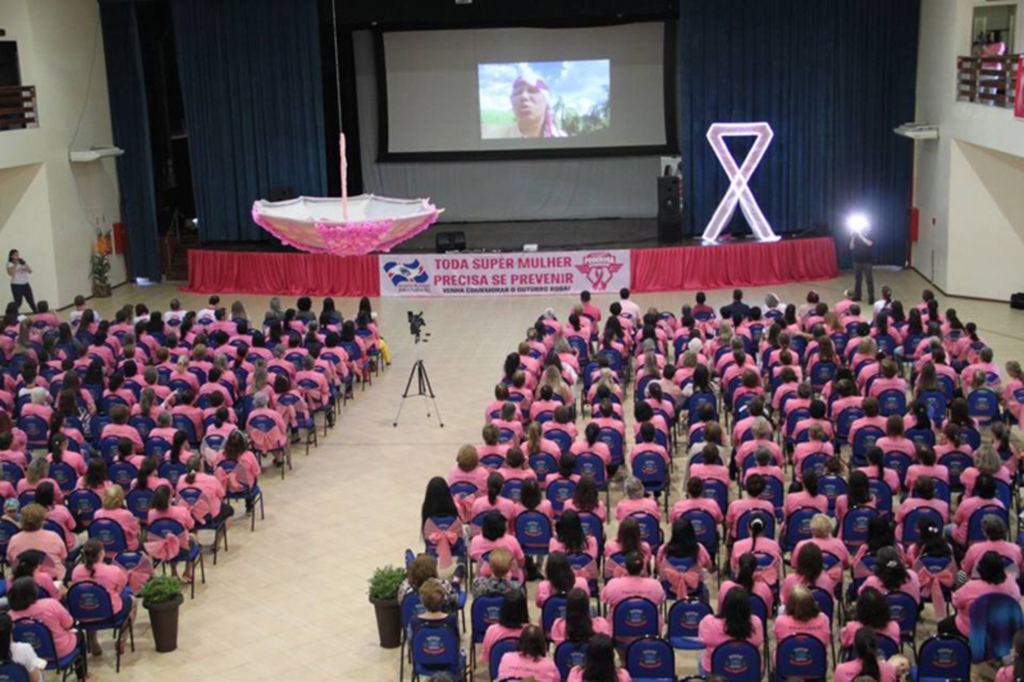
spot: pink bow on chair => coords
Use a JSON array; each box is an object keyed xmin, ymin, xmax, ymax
[
  {"xmin": 144, "ymin": 533, "xmax": 182, "ymax": 562},
  {"xmin": 572, "ymin": 558, "xmax": 599, "ymax": 582},
  {"xmin": 126, "ymin": 556, "xmax": 155, "ymax": 593},
  {"xmin": 605, "ymin": 561, "xmax": 629, "ymax": 580},
  {"xmin": 456, "ymin": 495, "xmax": 475, "ymax": 524},
  {"xmin": 181, "ymin": 495, "xmax": 212, "ymax": 524},
  {"xmin": 424, "ymin": 518, "xmax": 462, "ymax": 570},
  {"xmin": 916, "ymin": 562, "xmax": 955, "ymax": 617},
  {"xmin": 660, "ymin": 561, "xmax": 701, "ymax": 597}
]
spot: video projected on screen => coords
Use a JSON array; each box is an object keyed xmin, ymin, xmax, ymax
[{"xmin": 478, "ymin": 61, "xmax": 610, "ymax": 140}]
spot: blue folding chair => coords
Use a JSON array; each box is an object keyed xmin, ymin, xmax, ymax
[
  {"xmin": 886, "ymin": 591, "xmax": 919, "ymax": 651},
  {"xmin": 630, "ymin": 512, "xmax": 664, "ymax": 561},
  {"xmin": 969, "ymin": 592, "xmax": 1023, "ymax": 663},
  {"xmin": 216, "ymin": 460, "xmax": 264, "ymax": 532},
  {"xmin": 541, "ymin": 595, "xmax": 567, "ymax": 640},
  {"xmin": 554, "ymin": 640, "xmax": 588, "ymax": 680},
  {"xmin": 13, "ymin": 617, "xmax": 85, "ymax": 681},
  {"xmin": 967, "ymin": 389, "xmax": 1000, "ymax": 426},
  {"xmin": 178, "ymin": 486, "xmax": 229, "ymax": 564},
  {"xmin": 545, "ymin": 428, "xmax": 573, "ymax": 454},
  {"xmin": 701, "ymin": 479, "xmax": 729, "ymax": 518},
  {"xmin": 108, "ymin": 461, "xmax": 138, "ymax": 489},
  {"xmin": 877, "ymin": 389, "xmax": 908, "ymax": 417},
  {"xmin": 16, "ymin": 416, "xmax": 48, "ymax": 451},
  {"xmin": 939, "ymin": 451, "xmax": 973, "ymax": 492},
  {"xmin": 774, "ymin": 634, "xmax": 827, "ymax": 682},
  {"xmin": 487, "ymin": 636, "xmax": 518, "ymax": 682},
  {"xmin": 144, "ymin": 437, "xmax": 173, "ymax": 461},
  {"xmin": 882, "ymin": 451, "xmax": 912, "ymax": 488},
  {"xmin": 735, "ymin": 510, "xmax": 776, "ymax": 542},
  {"xmin": 412, "ymin": 625, "xmax": 467, "ymax": 681},
  {"xmin": 46, "ymin": 462, "xmax": 76, "ymax": 494},
  {"xmin": 968, "ymin": 505, "xmax": 1008, "ymax": 544},
  {"xmin": 680, "ymin": 510, "xmax": 719, "ymax": 566},
  {"xmin": 783, "ymin": 508, "xmax": 819, "ymax": 552},
  {"xmin": 851, "ymin": 426, "xmax": 885, "ymax": 467},
  {"xmin": 612, "ymin": 597, "xmax": 660, "ymax": 648},
  {"xmin": 0, "ymin": 462, "xmax": 22, "ymax": 487},
  {"xmin": 710, "ymin": 640, "xmax": 762, "ymax": 682},
  {"xmin": 819, "ymin": 475, "xmax": 847, "ymax": 515},
  {"xmin": 868, "ymin": 480, "xmax": 894, "ymax": 516},
  {"xmin": 528, "ymin": 453, "xmax": 557, "ymax": 484},
  {"xmin": 910, "ymin": 634, "xmax": 971, "ymax": 682},
  {"xmin": 171, "ymin": 414, "xmax": 200, "ymax": 448},
  {"xmin": 126, "ymin": 488, "xmax": 154, "ymax": 522},
  {"xmin": 0, "ymin": 662, "xmax": 30, "ymax": 681},
  {"xmin": 128, "ymin": 416, "xmax": 155, "ymax": 440},
  {"xmin": 148, "ymin": 518, "xmax": 205, "ymax": 599},
  {"xmin": 631, "ymin": 453, "xmax": 669, "ymax": 513},
  {"xmin": 398, "ymin": 593, "xmax": 425, "ymax": 680},
  {"xmin": 842, "ymin": 506, "xmax": 879, "ymax": 552},
  {"xmin": 66, "ymin": 489, "xmax": 102, "ymax": 530},
  {"xmin": 469, "ymin": 595, "xmax": 504, "ymax": 662},
  {"xmin": 546, "ymin": 478, "xmax": 577, "ymax": 513},
  {"xmin": 667, "ymin": 599, "xmax": 711, "ymax": 650},
  {"xmin": 598, "ymin": 428, "xmax": 624, "ymax": 469},
  {"xmin": 65, "ymin": 581, "xmax": 134, "ymax": 672},
  {"xmin": 900, "ymin": 507, "xmax": 944, "ymax": 545},
  {"xmin": 87, "ymin": 518, "xmax": 129, "ymax": 555},
  {"xmin": 158, "ymin": 461, "xmax": 189, "ymax": 489},
  {"xmin": 500, "ymin": 479, "xmax": 523, "ymax": 503},
  {"xmin": 625, "ymin": 636, "xmax": 676, "ymax": 681},
  {"xmin": 514, "ymin": 511, "xmax": 553, "ymax": 559}
]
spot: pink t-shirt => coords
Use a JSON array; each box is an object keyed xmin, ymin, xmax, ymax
[
  {"xmin": 773, "ymin": 613, "xmax": 831, "ymax": 652},
  {"xmin": 10, "ymin": 598, "xmax": 77, "ymax": 658},
  {"xmin": 551, "ymin": 616, "xmax": 612, "ymax": 645},
  {"xmin": 616, "ymin": 498, "xmax": 661, "ymax": 522},
  {"xmin": 536, "ymin": 576, "xmax": 590, "ymax": 608},
  {"xmin": 567, "ymin": 667, "xmax": 630, "ymax": 682},
  {"xmin": 839, "ymin": 621, "xmax": 901, "ymax": 649},
  {"xmin": 698, "ymin": 615, "xmax": 764, "ymax": 672},
  {"xmin": 963, "ymin": 540, "xmax": 1024, "ymax": 575},
  {"xmin": 479, "ymin": 623, "xmax": 524, "ymax": 663},
  {"xmin": 669, "ymin": 497, "xmax": 723, "ymax": 524},
  {"xmin": 71, "ymin": 561, "xmax": 129, "ymax": 613},
  {"xmin": 600, "ymin": 575, "xmax": 666, "ymax": 621},
  {"xmin": 496, "ymin": 652, "xmax": 560, "ymax": 682},
  {"xmin": 6, "ymin": 530, "xmax": 67, "ymax": 579},
  {"xmin": 860, "ymin": 572, "xmax": 921, "ymax": 604},
  {"xmin": 719, "ymin": 579, "xmax": 774, "ymax": 614},
  {"xmin": 953, "ymin": 578, "xmax": 1021, "ymax": 636}
]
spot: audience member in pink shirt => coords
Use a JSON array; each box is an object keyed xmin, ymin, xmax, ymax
[
  {"xmin": 34, "ymin": 483, "xmax": 76, "ymax": 552},
  {"xmin": 868, "ymin": 359, "xmax": 908, "ymax": 398},
  {"xmin": 569, "ymin": 423, "xmax": 611, "ymax": 468},
  {"xmin": 562, "ymin": 475, "xmax": 606, "ymax": 523},
  {"xmin": 479, "ymin": 589, "xmax": 529, "ymax": 663},
  {"xmin": 470, "ymin": 472, "xmax": 516, "ymax": 527},
  {"xmin": 101, "ymin": 405, "xmax": 144, "ymax": 453},
  {"xmin": 446, "ymin": 445, "xmax": 489, "ymax": 500},
  {"xmin": 617, "ymin": 477, "xmax": 661, "ymax": 522},
  {"xmin": 600, "ymin": 552, "xmax": 665, "ymax": 636},
  {"xmin": 730, "ymin": 514, "xmax": 781, "ymax": 586},
  {"xmin": 942, "ymin": 551, "xmax": 1023, "ymax": 639},
  {"xmin": 859, "ymin": 546, "xmax": 921, "ymax": 604},
  {"xmin": 20, "ymin": 387, "xmax": 52, "ymax": 424},
  {"xmin": 629, "ymin": 422, "xmax": 669, "ymax": 467},
  {"xmin": 895, "ymin": 477, "xmax": 949, "ymax": 539},
  {"xmin": 952, "ymin": 474, "xmax": 1003, "ymax": 546},
  {"xmin": 16, "ymin": 458, "xmax": 63, "ymax": 504},
  {"xmin": 46, "ymin": 433, "xmax": 87, "ymax": 478},
  {"xmin": 71, "ymin": 539, "xmax": 136, "ymax": 656},
  {"xmin": 76, "ymin": 458, "xmax": 112, "ymax": 497},
  {"xmin": 551, "ymin": 588, "xmax": 612, "ymax": 646},
  {"xmin": 603, "ymin": 517, "xmax": 651, "ymax": 578},
  {"xmin": 245, "ymin": 391, "xmax": 288, "ymax": 457},
  {"xmin": 725, "ymin": 475, "xmax": 775, "ymax": 538},
  {"xmin": 535, "ymin": 552, "xmax": 590, "ymax": 608},
  {"xmin": 698, "ymin": 587, "xmax": 764, "ymax": 673},
  {"xmin": 0, "ymin": 432, "xmax": 27, "ymax": 469},
  {"xmin": 773, "ymin": 585, "xmax": 831, "ymax": 664},
  {"xmin": 962, "ymin": 516, "xmax": 1024, "ymax": 576},
  {"xmin": 961, "ymin": 445, "xmax": 1012, "ymax": 496},
  {"xmin": 94, "ymin": 485, "xmax": 140, "ymax": 551},
  {"xmin": 904, "ymin": 446, "xmax": 949, "ymax": 491},
  {"xmin": 495, "ymin": 626, "xmax": 559, "ymax": 682},
  {"xmin": 6, "ymin": 504, "xmax": 67, "ymax": 580},
  {"xmin": 848, "ymin": 397, "xmax": 887, "ymax": 448},
  {"xmin": 177, "ymin": 454, "xmax": 231, "ymax": 523},
  {"xmin": 669, "ymin": 477, "xmax": 723, "ymax": 524},
  {"xmin": 565, "ymin": 633, "xmax": 629, "ymax": 682},
  {"xmin": 860, "ymin": 446, "xmax": 902, "ymax": 494},
  {"xmin": 147, "ymin": 485, "xmax": 196, "ymax": 583},
  {"xmin": 7, "ymin": 576, "xmax": 81, "ymax": 664},
  {"xmin": 834, "ymin": 628, "xmax": 897, "ymax": 682},
  {"xmin": 470, "ymin": 511, "xmax": 526, "ymax": 582},
  {"xmin": 498, "ymin": 448, "xmax": 539, "ymax": 488},
  {"xmin": 214, "ymin": 431, "xmax": 261, "ymax": 497},
  {"xmin": 781, "ymin": 542, "xmax": 835, "ymax": 604}
]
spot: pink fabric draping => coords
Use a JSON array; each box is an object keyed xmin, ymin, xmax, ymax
[
  {"xmin": 630, "ymin": 237, "xmax": 839, "ymax": 293},
  {"xmin": 181, "ymin": 250, "xmax": 380, "ymax": 297}
]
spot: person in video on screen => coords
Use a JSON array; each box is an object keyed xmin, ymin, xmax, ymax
[{"xmin": 492, "ymin": 77, "xmax": 566, "ymax": 139}]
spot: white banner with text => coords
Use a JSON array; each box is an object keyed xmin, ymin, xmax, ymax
[{"xmin": 378, "ymin": 250, "xmax": 631, "ymax": 297}]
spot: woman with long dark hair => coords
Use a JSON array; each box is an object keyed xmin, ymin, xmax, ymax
[
  {"xmin": 536, "ymin": 551, "xmax": 587, "ymax": 608},
  {"xmin": 860, "ymin": 545, "xmax": 920, "ymax": 603},
  {"xmin": 942, "ymin": 550, "xmax": 1021, "ymax": 638},
  {"xmin": 550, "ymin": 509, "xmax": 597, "ymax": 559},
  {"xmin": 835, "ymin": 628, "xmax": 896, "ymax": 682},
  {"xmin": 698, "ymin": 587, "xmax": 764, "ymax": 674},
  {"xmin": 567, "ymin": 633, "xmax": 629, "ymax": 682},
  {"xmin": 6, "ymin": 249, "xmax": 36, "ymax": 314},
  {"xmin": 657, "ymin": 517, "xmax": 712, "ymax": 598},
  {"xmin": 781, "ymin": 541, "xmax": 834, "ymax": 603},
  {"xmin": 841, "ymin": 586, "xmax": 899, "ymax": 649},
  {"xmin": 552, "ymin": 587, "xmax": 611, "ymax": 646},
  {"xmin": 719, "ymin": 551, "xmax": 774, "ymax": 614},
  {"xmin": 496, "ymin": 624, "xmax": 559, "ymax": 682},
  {"xmin": 479, "ymin": 588, "xmax": 530, "ymax": 664}
]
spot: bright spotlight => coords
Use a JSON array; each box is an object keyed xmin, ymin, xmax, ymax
[{"xmin": 846, "ymin": 214, "xmax": 870, "ymax": 234}]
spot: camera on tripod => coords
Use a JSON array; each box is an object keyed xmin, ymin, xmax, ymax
[{"xmin": 408, "ymin": 311, "xmax": 429, "ymax": 343}]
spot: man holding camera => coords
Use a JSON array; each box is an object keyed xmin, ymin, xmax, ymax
[{"xmin": 849, "ymin": 226, "xmax": 875, "ymax": 304}]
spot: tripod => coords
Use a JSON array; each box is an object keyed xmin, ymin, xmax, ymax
[{"xmin": 393, "ymin": 340, "xmax": 444, "ymax": 428}]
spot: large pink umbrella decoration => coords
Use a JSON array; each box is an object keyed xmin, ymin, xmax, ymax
[{"xmin": 252, "ymin": 135, "xmax": 443, "ymax": 256}]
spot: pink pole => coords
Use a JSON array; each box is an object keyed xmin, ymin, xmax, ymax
[{"xmin": 340, "ymin": 133, "xmax": 348, "ymax": 221}]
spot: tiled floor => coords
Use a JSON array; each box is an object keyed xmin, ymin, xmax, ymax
[{"xmin": 74, "ymin": 268, "xmax": 1023, "ymax": 680}]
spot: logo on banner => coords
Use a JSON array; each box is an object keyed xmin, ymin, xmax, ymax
[
  {"xmin": 575, "ymin": 252, "xmax": 624, "ymax": 291},
  {"xmin": 383, "ymin": 259, "xmax": 429, "ymax": 286}
]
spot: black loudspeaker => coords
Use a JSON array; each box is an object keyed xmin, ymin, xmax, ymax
[
  {"xmin": 1011, "ymin": 293, "xmax": 1024, "ymax": 310},
  {"xmin": 658, "ymin": 176, "xmax": 682, "ymax": 218},
  {"xmin": 269, "ymin": 186, "xmax": 296, "ymax": 202},
  {"xmin": 436, "ymin": 231, "xmax": 467, "ymax": 253},
  {"xmin": 657, "ymin": 176, "xmax": 683, "ymax": 244}
]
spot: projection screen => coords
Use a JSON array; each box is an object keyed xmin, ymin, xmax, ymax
[{"xmin": 377, "ymin": 23, "xmax": 675, "ymax": 160}]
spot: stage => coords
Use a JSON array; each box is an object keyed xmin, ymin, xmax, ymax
[{"xmin": 182, "ymin": 235, "xmax": 839, "ymax": 298}]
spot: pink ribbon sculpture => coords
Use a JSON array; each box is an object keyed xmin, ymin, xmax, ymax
[{"xmin": 253, "ymin": 134, "xmax": 443, "ymax": 256}]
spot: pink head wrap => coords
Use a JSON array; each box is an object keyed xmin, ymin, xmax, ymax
[{"xmin": 510, "ymin": 77, "xmax": 560, "ymax": 138}]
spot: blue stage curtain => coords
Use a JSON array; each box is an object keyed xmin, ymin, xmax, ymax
[
  {"xmin": 678, "ymin": 0, "xmax": 920, "ymax": 267},
  {"xmin": 98, "ymin": 1, "xmax": 162, "ymax": 282},
  {"xmin": 170, "ymin": 0, "xmax": 327, "ymax": 242}
]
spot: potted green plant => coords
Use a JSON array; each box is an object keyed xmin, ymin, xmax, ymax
[
  {"xmin": 91, "ymin": 230, "xmax": 112, "ymax": 298},
  {"xmin": 368, "ymin": 565, "xmax": 406, "ymax": 649},
  {"xmin": 139, "ymin": 575, "xmax": 184, "ymax": 652}
]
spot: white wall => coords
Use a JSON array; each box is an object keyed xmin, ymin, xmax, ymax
[
  {"xmin": 0, "ymin": 0, "xmax": 126, "ymax": 308},
  {"xmin": 914, "ymin": 0, "xmax": 1024, "ymax": 300}
]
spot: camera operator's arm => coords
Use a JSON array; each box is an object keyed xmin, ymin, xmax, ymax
[{"xmin": 20, "ymin": 260, "xmax": 30, "ymax": 274}]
